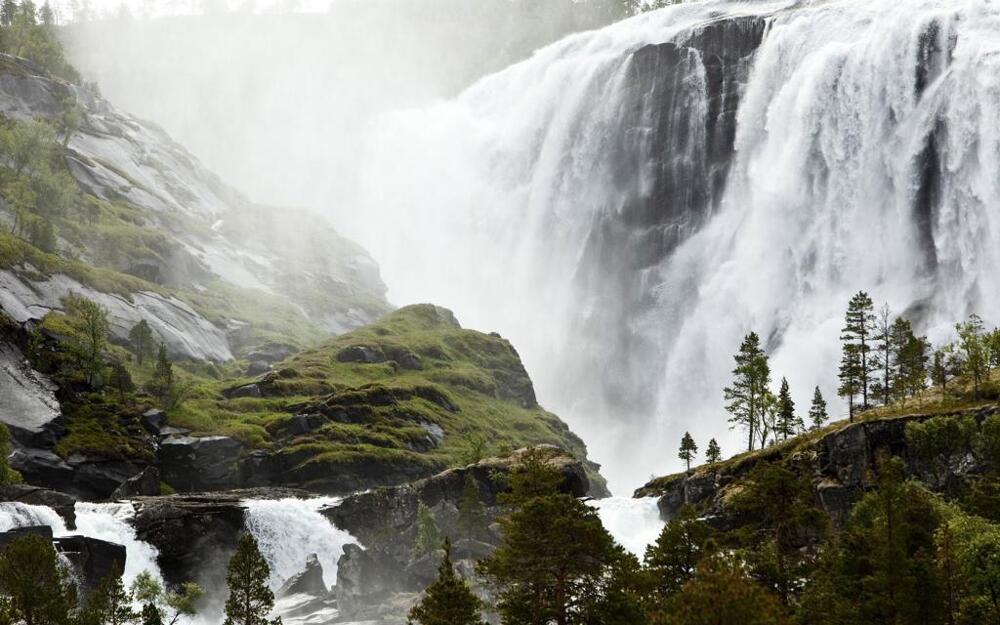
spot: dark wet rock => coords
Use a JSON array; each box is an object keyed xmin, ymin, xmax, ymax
[
  {"xmin": 0, "ymin": 524, "xmax": 54, "ymax": 548},
  {"xmin": 0, "ymin": 484, "xmax": 77, "ymax": 528},
  {"xmin": 66, "ymin": 456, "xmax": 149, "ymax": 501},
  {"xmin": 158, "ymin": 436, "xmax": 245, "ymax": 492},
  {"xmin": 336, "ymin": 345, "xmax": 386, "ymax": 364},
  {"xmin": 111, "ymin": 466, "xmax": 161, "ymax": 500},
  {"xmin": 10, "ymin": 448, "xmax": 74, "ymax": 491},
  {"xmin": 223, "ymin": 383, "xmax": 263, "ymax": 399},
  {"xmin": 55, "ymin": 535, "xmax": 127, "ymax": 599},
  {"xmin": 0, "ymin": 342, "xmax": 62, "ymax": 447},
  {"xmin": 139, "ymin": 409, "xmax": 167, "ymax": 435},
  {"xmin": 278, "ymin": 553, "xmax": 327, "ymax": 598}
]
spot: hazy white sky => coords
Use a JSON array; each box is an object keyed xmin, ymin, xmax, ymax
[{"xmin": 49, "ymin": 0, "xmax": 334, "ymax": 20}]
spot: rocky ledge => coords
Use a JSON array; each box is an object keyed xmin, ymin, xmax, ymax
[{"xmin": 636, "ymin": 405, "xmax": 1000, "ymax": 529}]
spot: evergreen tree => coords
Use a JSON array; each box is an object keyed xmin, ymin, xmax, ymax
[
  {"xmin": 775, "ymin": 377, "xmax": 799, "ymax": 440},
  {"xmin": 128, "ymin": 320, "xmax": 155, "ymax": 365},
  {"xmin": 107, "ymin": 361, "xmax": 134, "ymax": 403},
  {"xmin": 931, "ymin": 344, "xmax": 958, "ymax": 394},
  {"xmin": 457, "ymin": 474, "xmax": 486, "ymax": 554},
  {"xmin": 841, "ymin": 291, "xmax": 876, "ymax": 410},
  {"xmin": 705, "ymin": 438, "xmax": 721, "ymax": 464},
  {"xmin": 223, "ymin": 534, "xmax": 280, "ymax": 625},
  {"xmin": 838, "ymin": 345, "xmax": 862, "ymax": 421},
  {"xmin": 678, "ymin": 432, "xmax": 697, "ymax": 473},
  {"xmin": 661, "ymin": 553, "xmax": 787, "ymax": 625},
  {"xmin": 888, "ymin": 317, "xmax": 915, "ymax": 401},
  {"xmin": 723, "ymin": 332, "xmax": 770, "ymax": 452},
  {"xmin": 414, "ymin": 502, "xmax": 442, "ymax": 557},
  {"xmin": 478, "ymin": 451, "xmax": 617, "ymax": 625},
  {"xmin": 808, "ymin": 386, "xmax": 828, "ymax": 430},
  {"xmin": 39, "ymin": 1, "xmax": 52, "ymax": 26},
  {"xmin": 957, "ymin": 314, "xmax": 990, "ymax": 399},
  {"xmin": 644, "ymin": 504, "xmax": 715, "ymax": 597},
  {"xmin": 407, "ymin": 538, "xmax": 484, "ymax": 625},
  {"xmin": 0, "ymin": 0, "xmax": 15, "ymax": 26},
  {"xmin": 140, "ymin": 603, "xmax": 163, "ymax": 625},
  {"xmin": 18, "ymin": 0, "xmax": 35, "ymax": 22},
  {"xmin": 898, "ymin": 334, "xmax": 929, "ymax": 400},
  {"xmin": 0, "ymin": 534, "xmax": 76, "ymax": 625},
  {"xmin": 150, "ymin": 344, "xmax": 173, "ymax": 400},
  {"xmin": 81, "ymin": 564, "xmax": 136, "ymax": 625}
]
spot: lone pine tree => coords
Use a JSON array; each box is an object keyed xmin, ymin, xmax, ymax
[
  {"xmin": 678, "ymin": 432, "xmax": 697, "ymax": 473},
  {"xmin": 724, "ymin": 332, "xmax": 771, "ymax": 452},
  {"xmin": 841, "ymin": 291, "xmax": 876, "ymax": 412},
  {"xmin": 223, "ymin": 534, "xmax": 280, "ymax": 625}
]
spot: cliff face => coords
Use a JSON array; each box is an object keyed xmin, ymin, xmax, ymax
[{"xmin": 637, "ymin": 405, "xmax": 1000, "ymax": 529}]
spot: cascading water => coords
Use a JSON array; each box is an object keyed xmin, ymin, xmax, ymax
[
  {"xmin": 349, "ymin": 0, "xmax": 1000, "ymax": 492},
  {"xmin": 590, "ymin": 497, "xmax": 664, "ymax": 557},
  {"xmin": 243, "ymin": 497, "xmax": 357, "ymax": 591},
  {"xmin": 0, "ymin": 502, "xmax": 164, "ymax": 587}
]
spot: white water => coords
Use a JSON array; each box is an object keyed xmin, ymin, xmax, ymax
[
  {"xmin": 243, "ymin": 497, "xmax": 357, "ymax": 591},
  {"xmin": 349, "ymin": 0, "xmax": 1000, "ymax": 492},
  {"xmin": 0, "ymin": 502, "xmax": 164, "ymax": 587},
  {"xmin": 591, "ymin": 497, "xmax": 663, "ymax": 558}
]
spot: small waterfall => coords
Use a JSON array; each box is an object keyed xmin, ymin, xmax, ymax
[
  {"xmin": 590, "ymin": 497, "xmax": 663, "ymax": 558},
  {"xmin": 0, "ymin": 501, "xmax": 164, "ymax": 587},
  {"xmin": 243, "ymin": 497, "xmax": 357, "ymax": 591}
]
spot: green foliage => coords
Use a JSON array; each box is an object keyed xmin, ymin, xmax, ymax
[
  {"xmin": 149, "ymin": 345, "xmax": 173, "ymax": 401},
  {"xmin": 840, "ymin": 291, "xmax": 876, "ymax": 413},
  {"xmin": 0, "ymin": 1, "xmax": 77, "ymax": 80},
  {"xmin": 644, "ymin": 504, "xmax": 715, "ymax": 597},
  {"xmin": 705, "ymin": 438, "xmax": 721, "ymax": 464},
  {"xmin": 407, "ymin": 539, "xmax": 484, "ymax": 625},
  {"xmin": 130, "ymin": 570, "xmax": 203, "ymax": 625},
  {"xmin": 905, "ymin": 415, "xmax": 977, "ymax": 477},
  {"xmin": 724, "ymin": 332, "xmax": 771, "ymax": 452},
  {"xmin": 106, "ymin": 360, "xmax": 134, "ymax": 403},
  {"xmin": 677, "ymin": 432, "xmax": 697, "ymax": 473},
  {"xmin": 775, "ymin": 377, "xmax": 801, "ymax": 440},
  {"xmin": 957, "ymin": 315, "xmax": 990, "ymax": 399},
  {"xmin": 60, "ymin": 293, "xmax": 109, "ymax": 385},
  {"xmin": 414, "ymin": 502, "xmax": 443, "ymax": 558},
  {"xmin": 80, "ymin": 564, "xmax": 135, "ymax": 625},
  {"xmin": 128, "ymin": 321, "xmax": 155, "ymax": 365},
  {"xmin": 0, "ymin": 423, "xmax": 21, "ymax": 485},
  {"xmin": 808, "ymin": 386, "xmax": 828, "ymax": 430},
  {"xmin": 0, "ymin": 533, "xmax": 76, "ymax": 625},
  {"xmin": 223, "ymin": 534, "xmax": 280, "ymax": 625},
  {"xmin": 457, "ymin": 474, "xmax": 486, "ymax": 548}
]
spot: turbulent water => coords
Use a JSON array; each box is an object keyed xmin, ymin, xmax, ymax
[
  {"xmin": 591, "ymin": 497, "xmax": 664, "ymax": 556},
  {"xmin": 243, "ymin": 497, "xmax": 356, "ymax": 591},
  {"xmin": 0, "ymin": 502, "xmax": 163, "ymax": 587},
  {"xmin": 350, "ymin": 0, "xmax": 1000, "ymax": 492}
]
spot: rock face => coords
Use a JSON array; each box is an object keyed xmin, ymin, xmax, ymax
[
  {"xmin": 326, "ymin": 447, "xmax": 590, "ymax": 621},
  {"xmin": 636, "ymin": 405, "xmax": 1000, "ymax": 529},
  {"xmin": 278, "ymin": 553, "xmax": 327, "ymax": 597},
  {"xmin": 0, "ymin": 484, "xmax": 78, "ymax": 528},
  {"xmin": 0, "ymin": 342, "xmax": 62, "ymax": 446},
  {"xmin": 158, "ymin": 436, "xmax": 245, "ymax": 492},
  {"xmin": 54, "ymin": 535, "xmax": 127, "ymax": 599}
]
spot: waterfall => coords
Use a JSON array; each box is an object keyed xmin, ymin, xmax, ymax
[
  {"xmin": 0, "ymin": 502, "xmax": 164, "ymax": 587},
  {"xmin": 590, "ymin": 497, "xmax": 663, "ymax": 557},
  {"xmin": 349, "ymin": 0, "xmax": 1000, "ymax": 492},
  {"xmin": 243, "ymin": 497, "xmax": 357, "ymax": 591}
]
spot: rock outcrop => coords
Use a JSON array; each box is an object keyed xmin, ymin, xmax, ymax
[{"xmin": 636, "ymin": 405, "xmax": 1000, "ymax": 529}]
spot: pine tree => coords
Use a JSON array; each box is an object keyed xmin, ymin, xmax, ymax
[
  {"xmin": 644, "ymin": 504, "xmax": 715, "ymax": 596},
  {"xmin": 457, "ymin": 474, "xmax": 486, "ymax": 555},
  {"xmin": 932, "ymin": 345, "xmax": 958, "ymax": 394},
  {"xmin": 140, "ymin": 603, "xmax": 163, "ymax": 625},
  {"xmin": 223, "ymin": 534, "xmax": 280, "ymax": 625},
  {"xmin": 414, "ymin": 502, "xmax": 442, "ymax": 557},
  {"xmin": 678, "ymin": 432, "xmax": 697, "ymax": 473},
  {"xmin": 0, "ymin": 534, "xmax": 76, "ymax": 625},
  {"xmin": 64, "ymin": 293, "xmax": 109, "ymax": 386},
  {"xmin": 107, "ymin": 361, "xmax": 134, "ymax": 403},
  {"xmin": 838, "ymin": 345, "xmax": 862, "ymax": 422},
  {"xmin": 808, "ymin": 386, "xmax": 828, "ymax": 430},
  {"xmin": 128, "ymin": 320, "xmax": 155, "ymax": 365},
  {"xmin": 841, "ymin": 291, "xmax": 876, "ymax": 410},
  {"xmin": 407, "ymin": 539, "xmax": 484, "ymax": 625},
  {"xmin": 150, "ymin": 344, "xmax": 173, "ymax": 400},
  {"xmin": 705, "ymin": 439, "xmax": 721, "ymax": 464},
  {"xmin": 897, "ymin": 334, "xmax": 929, "ymax": 399},
  {"xmin": 40, "ymin": 1, "xmax": 54, "ymax": 27},
  {"xmin": 723, "ymin": 332, "xmax": 771, "ymax": 452},
  {"xmin": 81, "ymin": 564, "xmax": 136, "ymax": 625},
  {"xmin": 775, "ymin": 377, "xmax": 799, "ymax": 440}
]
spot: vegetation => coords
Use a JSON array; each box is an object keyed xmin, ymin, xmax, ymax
[
  {"xmin": 677, "ymin": 432, "xmax": 697, "ymax": 473},
  {"xmin": 223, "ymin": 534, "xmax": 280, "ymax": 625},
  {"xmin": 0, "ymin": 534, "xmax": 76, "ymax": 625},
  {"xmin": 407, "ymin": 539, "xmax": 484, "ymax": 625}
]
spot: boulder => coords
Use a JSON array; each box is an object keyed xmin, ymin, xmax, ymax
[
  {"xmin": 278, "ymin": 553, "xmax": 327, "ymax": 598},
  {"xmin": 139, "ymin": 409, "xmax": 167, "ymax": 435},
  {"xmin": 0, "ymin": 525, "xmax": 53, "ymax": 548},
  {"xmin": 336, "ymin": 346, "xmax": 385, "ymax": 364},
  {"xmin": 55, "ymin": 535, "xmax": 127, "ymax": 599},
  {"xmin": 158, "ymin": 436, "xmax": 244, "ymax": 492},
  {"xmin": 223, "ymin": 383, "xmax": 263, "ymax": 399},
  {"xmin": 10, "ymin": 448, "xmax": 75, "ymax": 491},
  {"xmin": 111, "ymin": 466, "xmax": 161, "ymax": 499}
]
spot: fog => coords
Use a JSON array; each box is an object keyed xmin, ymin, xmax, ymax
[{"xmin": 60, "ymin": 0, "xmax": 622, "ymax": 212}]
